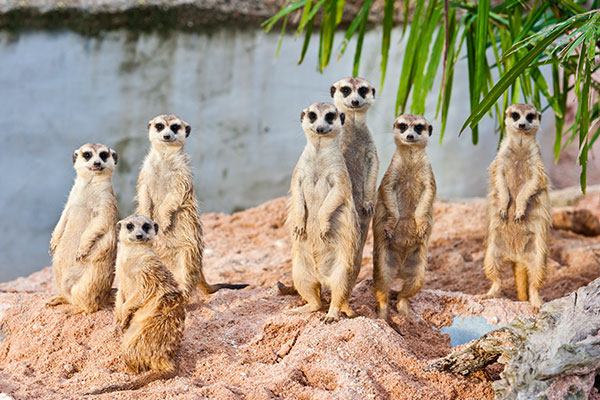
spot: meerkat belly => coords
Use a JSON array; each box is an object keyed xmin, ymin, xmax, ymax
[
  {"xmin": 394, "ymin": 180, "xmax": 420, "ymax": 235},
  {"xmin": 55, "ymin": 204, "xmax": 93, "ymax": 262},
  {"xmin": 342, "ymin": 149, "xmax": 367, "ymax": 206},
  {"xmin": 304, "ymin": 178, "xmax": 332, "ymax": 234}
]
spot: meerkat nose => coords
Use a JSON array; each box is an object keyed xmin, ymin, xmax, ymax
[
  {"xmin": 163, "ymin": 134, "xmax": 171, "ymax": 140},
  {"xmin": 407, "ymin": 134, "xmax": 414, "ymax": 140},
  {"xmin": 519, "ymin": 123, "xmax": 526, "ymax": 129},
  {"xmin": 316, "ymin": 127, "xmax": 325, "ymax": 134},
  {"xmin": 93, "ymin": 161, "xmax": 101, "ymax": 167},
  {"xmin": 136, "ymin": 234, "xmax": 144, "ymax": 239},
  {"xmin": 351, "ymin": 100, "xmax": 360, "ymax": 107}
]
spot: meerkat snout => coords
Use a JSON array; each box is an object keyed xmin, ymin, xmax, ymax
[
  {"xmin": 148, "ymin": 114, "xmax": 191, "ymax": 146},
  {"xmin": 505, "ymin": 103, "xmax": 541, "ymax": 134},
  {"xmin": 118, "ymin": 215, "xmax": 159, "ymax": 244},
  {"xmin": 73, "ymin": 143, "xmax": 118, "ymax": 176},
  {"xmin": 393, "ymin": 115, "xmax": 432, "ymax": 146}
]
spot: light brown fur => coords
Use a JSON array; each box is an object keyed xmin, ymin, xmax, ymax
[
  {"xmin": 288, "ymin": 102, "xmax": 360, "ymax": 322},
  {"xmin": 86, "ymin": 214, "xmax": 185, "ymax": 395},
  {"xmin": 483, "ymin": 103, "xmax": 551, "ymax": 312},
  {"xmin": 372, "ymin": 115, "xmax": 436, "ymax": 319},
  {"xmin": 136, "ymin": 114, "xmax": 247, "ymax": 299},
  {"xmin": 331, "ymin": 77, "xmax": 379, "ymax": 270},
  {"xmin": 47, "ymin": 143, "xmax": 118, "ymax": 314}
]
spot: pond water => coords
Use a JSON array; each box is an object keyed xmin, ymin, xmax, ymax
[
  {"xmin": 0, "ymin": 27, "xmax": 555, "ymax": 281},
  {"xmin": 441, "ymin": 315, "xmax": 502, "ymax": 347}
]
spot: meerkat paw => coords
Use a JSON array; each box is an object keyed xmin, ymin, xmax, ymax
[
  {"xmin": 498, "ymin": 209, "xmax": 508, "ymax": 222},
  {"xmin": 46, "ymin": 296, "xmax": 68, "ymax": 307},
  {"xmin": 75, "ymin": 248, "xmax": 89, "ymax": 262},
  {"xmin": 286, "ymin": 303, "xmax": 321, "ymax": 315},
  {"xmin": 61, "ymin": 306, "xmax": 85, "ymax": 316},
  {"xmin": 319, "ymin": 223, "xmax": 331, "ymax": 242},
  {"xmin": 293, "ymin": 226, "xmax": 306, "ymax": 241},
  {"xmin": 383, "ymin": 226, "xmax": 395, "ymax": 243},
  {"xmin": 48, "ymin": 240, "xmax": 57, "ymax": 256},
  {"xmin": 320, "ymin": 313, "xmax": 340, "ymax": 324},
  {"xmin": 415, "ymin": 222, "xmax": 428, "ymax": 241},
  {"xmin": 341, "ymin": 304, "xmax": 358, "ymax": 318},
  {"xmin": 362, "ymin": 201, "xmax": 375, "ymax": 216},
  {"xmin": 514, "ymin": 209, "xmax": 526, "ymax": 222}
]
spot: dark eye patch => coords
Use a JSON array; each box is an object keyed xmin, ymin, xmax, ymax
[
  {"xmin": 414, "ymin": 124, "xmax": 424, "ymax": 134},
  {"xmin": 526, "ymin": 113, "xmax": 535, "ymax": 122},
  {"xmin": 325, "ymin": 112, "xmax": 336, "ymax": 124},
  {"xmin": 511, "ymin": 112, "xmax": 520, "ymax": 121},
  {"xmin": 308, "ymin": 112, "xmax": 317, "ymax": 122},
  {"xmin": 341, "ymin": 87, "xmax": 351, "ymax": 97},
  {"xmin": 397, "ymin": 123, "xmax": 408, "ymax": 132},
  {"xmin": 82, "ymin": 152, "xmax": 92, "ymax": 160},
  {"xmin": 126, "ymin": 223, "xmax": 134, "ymax": 232},
  {"xmin": 155, "ymin": 123, "xmax": 165, "ymax": 131},
  {"xmin": 99, "ymin": 151, "xmax": 109, "ymax": 162},
  {"xmin": 358, "ymin": 87, "xmax": 369, "ymax": 98},
  {"xmin": 142, "ymin": 223, "xmax": 151, "ymax": 232},
  {"xmin": 171, "ymin": 124, "xmax": 181, "ymax": 133}
]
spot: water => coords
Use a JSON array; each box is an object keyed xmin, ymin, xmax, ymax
[
  {"xmin": 0, "ymin": 27, "xmax": 557, "ymax": 281},
  {"xmin": 441, "ymin": 316, "xmax": 502, "ymax": 347}
]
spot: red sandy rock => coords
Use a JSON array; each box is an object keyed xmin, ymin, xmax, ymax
[{"xmin": 0, "ymin": 192, "xmax": 598, "ymax": 399}]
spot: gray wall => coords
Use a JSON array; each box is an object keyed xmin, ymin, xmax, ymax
[{"xmin": 0, "ymin": 28, "xmax": 555, "ymax": 281}]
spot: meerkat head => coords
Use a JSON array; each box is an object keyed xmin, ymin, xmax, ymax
[
  {"xmin": 505, "ymin": 103, "xmax": 541, "ymax": 136},
  {"xmin": 330, "ymin": 77, "xmax": 375, "ymax": 114},
  {"xmin": 73, "ymin": 143, "xmax": 118, "ymax": 177},
  {"xmin": 117, "ymin": 214, "xmax": 159, "ymax": 245},
  {"xmin": 147, "ymin": 114, "xmax": 191, "ymax": 148},
  {"xmin": 300, "ymin": 102, "xmax": 345, "ymax": 140},
  {"xmin": 393, "ymin": 114, "xmax": 432, "ymax": 148}
]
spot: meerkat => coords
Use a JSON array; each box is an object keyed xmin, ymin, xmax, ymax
[
  {"xmin": 331, "ymin": 77, "xmax": 379, "ymax": 268},
  {"xmin": 482, "ymin": 103, "xmax": 551, "ymax": 312},
  {"xmin": 136, "ymin": 114, "xmax": 247, "ymax": 299},
  {"xmin": 288, "ymin": 102, "xmax": 360, "ymax": 323},
  {"xmin": 47, "ymin": 143, "xmax": 118, "ymax": 315},
  {"xmin": 86, "ymin": 215, "xmax": 185, "ymax": 395},
  {"xmin": 372, "ymin": 115, "xmax": 436, "ymax": 320}
]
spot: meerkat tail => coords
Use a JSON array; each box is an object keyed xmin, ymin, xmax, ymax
[
  {"xmin": 84, "ymin": 371, "xmax": 175, "ymax": 395},
  {"xmin": 276, "ymin": 281, "xmax": 298, "ymax": 296},
  {"xmin": 199, "ymin": 282, "xmax": 249, "ymax": 294}
]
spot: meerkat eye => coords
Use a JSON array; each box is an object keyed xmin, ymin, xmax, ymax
[
  {"xmin": 170, "ymin": 124, "xmax": 181, "ymax": 133},
  {"xmin": 155, "ymin": 123, "xmax": 165, "ymax": 131},
  {"xmin": 325, "ymin": 112, "xmax": 336, "ymax": 124},
  {"xmin": 82, "ymin": 152, "xmax": 92, "ymax": 160},
  {"xmin": 358, "ymin": 87, "xmax": 369, "ymax": 98},
  {"xmin": 414, "ymin": 124, "xmax": 424, "ymax": 134},
  {"xmin": 341, "ymin": 87, "xmax": 351, "ymax": 97},
  {"xmin": 141, "ymin": 223, "xmax": 151, "ymax": 232},
  {"xmin": 308, "ymin": 112, "xmax": 317, "ymax": 122},
  {"xmin": 526, "ymin": 113, "xmax": 535, "ymax": 122},
  {"xmin": 126, "ymin": 223, "xmax": 134, "ymax": 232},
  {"xmin": 99, "ymin": 151, "xmax": 109, "ymax": 162},
  {"xmin": 397, "ymin": 123, "xmax": 408, "ymax": 132},
  {"xmin": 511, "ymin": 112, "xmax": 520, "ymax": 121}
]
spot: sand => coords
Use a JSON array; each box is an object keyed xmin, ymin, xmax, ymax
[{"xmin": 0, "ymin": 191, "xmax": 598, "ymax": 399}]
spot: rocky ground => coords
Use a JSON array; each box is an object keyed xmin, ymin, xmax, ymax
[{"xmin": 0, "ymin": 188, "xmax": 598, "ymax": 399}]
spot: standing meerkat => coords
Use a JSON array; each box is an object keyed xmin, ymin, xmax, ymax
[
  {"xmin": 47, "ymin": 143, "xmax": 118, "ymax": 314},
  {"xmin": 288, "ymin": 102, "xmax": 360, "ymax": 323},
  {"xmin": 331, "ymin": 77, "xmax": 379, "ymax": 267},
  {"xmin": 483, "ymin": 103, "xmax": 551, "ymax": 312},
  {"xmin": 136, "ymin": 114, "xmax": 247, "ymax": 299},
  {"xmin": 372, "ymin": 115, "xmax": 436, "ymax": 319},
  {"xmin": 86, "ymin": 215, "xmax": 185, "ymax": 395}
]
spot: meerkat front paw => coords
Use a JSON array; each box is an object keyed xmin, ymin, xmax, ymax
[
  {"xmin": 498, "ymin": 208, "xmax": 508, "ymax": 222},
  {"xmin": 415, "ymin": 219, "xmax": 428, "ymax": 241},
  {"xmin": 49, "ymin": 240, "xmax": 57, "ymax": 256},
  {"xmin": 514, "ymin": 208, "xmax": 526, "ymax": 222},
  {"xmin": 383, "ymin": 225, "xmax": 395, "ymax": 243},
  {"xmin": 362, "ymin": 200, "xmax": 375, "ymax": 216},
  {"xmin": 319, "ymin": 222, "xmax": 331, "ymax": 241},
  {"xmin": 75, "ymin": 247, "xmax": 89, "ymax": 262},
  {"xmin": 293, "ymin": 225, "xmax": 306, "ymax": 240}
]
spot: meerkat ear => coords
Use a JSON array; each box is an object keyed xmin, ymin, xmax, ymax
[
  {"xmin": 116, "ymin": 222, "xmax": 122, "ymax": 232},
  {"xmin": 372, "ymin": 87, "xmax": 376, "ymax": 98},
  {"xmin": 330, "ymin": 86, "xmax": 336, "ymax": 98},
  {"xmin": 154, "ymin": 223, "xmax": 159, "ymax": 234},
  {"xmin": 72, "ymin": 151, "xmax": 78, "ymax": 164},
  {"xmin": 428, "ymin": 125, "xmax": 433, "ymax": 136},
  {"xmin": 185, "ymin": 125, "xmax": 191, "ymax": 138},
  {"xmin": 300, "ymin": 111, "xmax": 305, "ymax": 122},
  {"xmin": 147, "ymin": 121, "xmax": 152, "ymax": 130},
  {"xmin": 339, "ymin": 112, "xmax": 345, "ymax": 126},
  {"xmin": 538, "ymin": 112, "xmax": 542, "ymax": 122},
  {"xmin": 111, "ymin": 149, "xmax": 118, "ymax": 165}
]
